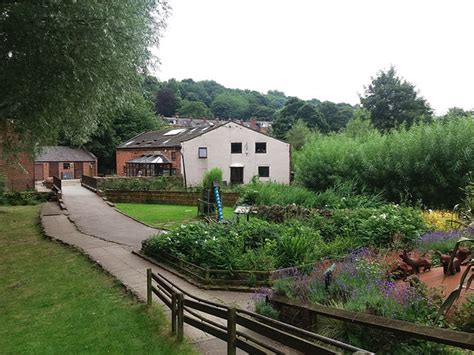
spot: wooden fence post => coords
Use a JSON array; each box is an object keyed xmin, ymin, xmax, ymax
[
  {"xmin": 177, "ymin": 293, "xmax": 184, "ymax": 342},
  {"xmin": 146, "ymin": 268, "xmax": 152, "ymax": 306},
  {"xmin": 227, "ymin": 307, "xmax": 236, "ymax": 355},
  {"xmin": 171, "ymin": 292, "xmax": 177, "ymax": 335}
]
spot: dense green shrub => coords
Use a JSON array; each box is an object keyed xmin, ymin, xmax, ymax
[
  {"xmin": 296, "ymin": 117, "xmax": 474, "ymax": 208},
  {"xmin": 142, "ymin": 203, "xmax": 427, "ymax": 271},
  {"xmin": 0, "ymin": 191, "xmax": 52, "ymax": 205},
  {"xmin": 254, "ymin": 203, "xmax": 428, "ymax": 247},
  {"xmin": 98, "ymin": 176, "xmax": 184, "ymax": 191},
  {"xmin": 237, "ymin": 180, "xmax": 383, "ymax": 209},
  {"xmin": 142, "ymin": 219, "xmax": 356, "ymax": 271},
  {"xmin": 312, "ymin": 204, "xmax": 429, "ymax": 246},
  {"xmin": 201, "ymin": 167, "xmax": 223, "ymax": 189}
]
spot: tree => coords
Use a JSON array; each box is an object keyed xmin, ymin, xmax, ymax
[
  {"xmin": 210, "ymin": 93, "xmax": 249, "ymax": 119},
  {"xmin": 360, "ymin": 66, "xmax": 432, "ymax": 131},
  {"xmin": 155, "ymin": 88, "xmax": 179, "ymax": 116},
  {"xmin": 177, "ymin": 100, "xmax": 212, "ymax": 118},
  {"xmin": 272, "ymin": 97, "xmax": 328, "ymax": 138},
  {"xmin": 85, "ymin": 93, "xmax": 162, "ymax": 174},
  {"xmin": 143, "ymin": 75, "xmax": 161, "ymax": 103},
  {"xmin": 318, "ymin": 101, "xmax": 354, "ymax": 132},
  {"xmin": 442, "ymin": 107, "xmax": 473, "ymax": 120},
  {"xmin": 0, "ymin": 1, "xmax": 169, "ymax": 155},
  {"xmin": 345, "ymin": 109, "xmax": 375, "ymax": 139},
  {"xmin": 285, "ymin": 119, "xmax": 311, "ymax": 150}
]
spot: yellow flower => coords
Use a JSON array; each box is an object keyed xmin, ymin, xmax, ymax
[{"xmin": 422, "ymin": 210, "xmax": 459, "ymax": 231}]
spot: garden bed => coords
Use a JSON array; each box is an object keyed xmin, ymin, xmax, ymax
[{"xmin": 140, "ymin": 246, "xmax": 321, "ymax": 289}]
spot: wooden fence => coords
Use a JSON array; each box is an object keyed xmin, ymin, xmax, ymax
[
  {"xmin": 140, "ymin": 250, "xmax": 316, "ymax": 289},
  {"xmin": 269, "ymin": 295, "xmax": 474, "ymax": 351},
  {"xmin": 146, "ymin": 269, "xmax": 371, "ymax": 354},
  {"xmin": 52, "ymin": 176, "xmax": 62, "ymax": 191},
  {"xmin": 81, "ymin": 175, "xmax": 97, "ymax": 191}
]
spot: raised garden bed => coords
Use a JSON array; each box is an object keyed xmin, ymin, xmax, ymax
[{"xmin": 139, "ymin": 249, "xmax": 315, "ymax": 290}]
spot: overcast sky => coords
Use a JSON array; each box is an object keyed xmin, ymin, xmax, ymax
[{"xmin": 153, "ymin": 0, "xmax": 474, "ymax": 115}]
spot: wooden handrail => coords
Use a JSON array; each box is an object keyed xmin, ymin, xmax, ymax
[
  {"xmin": 146, "ymin": 268, "xmax": 370, "ymax": 354},
  {"xmin": 270, "ymin": 294, "xmax": 474, "ymax": 350}
]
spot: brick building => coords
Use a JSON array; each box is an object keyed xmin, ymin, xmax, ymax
[
  {"xmin": 116, "ymin": 129, "xmax": 187, "ymax": 177},
  {"xmin": 116, "ymin": 121, "xmax": 290, "ymax": 185},
  {"xmin": 34, "ymin": 146, "xmax": 97, "ymax": 180},
  {"xmin": 0, "ymin": 150, "xmax": 35, "ymax": 191}
]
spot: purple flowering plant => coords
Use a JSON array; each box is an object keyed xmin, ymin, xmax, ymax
[
  {"xmin": 416, "ymin": 228, "xmax": 474, "ymax": 254},
  {"xmin": 265, "ymin": 247, "xmax": 442, "ymax": 323}
]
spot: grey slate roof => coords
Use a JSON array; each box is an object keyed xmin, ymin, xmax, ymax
[
  {"xmin": 117, "ymin": 122, "xmax": 226, "ymax": 149},
  {"xmin": 35, "ymin": 146, "xmax": 97, "ymax": 162}
]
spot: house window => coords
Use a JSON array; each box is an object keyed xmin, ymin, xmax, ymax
[
  {"xmin": 231, "ymin": 142, "xmax": 242, "ymax": 154},
  {"xmin": 255, "ymin": 142, "xmax": 267, "ymax": 153},
  {"xmin": 258, "ymin": 166, "xmax": 270, "ymax": 178},
  {"xmin": 198, "ymin": 147, "xmax": 207, "ymax": 159},
  {"xmin": 171, "ymin": 151, "xmax": 176, "ymax": 161},
  {"xmin": 63, "ymin": 163, "xmax": 71, "ymax": 169}
]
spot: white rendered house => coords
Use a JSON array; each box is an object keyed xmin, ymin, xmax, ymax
[
  {"xmin": 181, "ymin": 121, "xmax": 290, "ymax": 185},
  {"xmin": 116, "ymin": 121, "xmax": 291, "ymax": 186}
]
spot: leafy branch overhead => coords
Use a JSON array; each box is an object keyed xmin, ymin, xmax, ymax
[{"xmin": 0, "ymin": 1, "xmax": 170, "ymax": 154}]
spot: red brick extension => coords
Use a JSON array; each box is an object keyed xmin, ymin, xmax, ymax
[{"xmin": 115, "ymin": 147, "xmax": 182, "ymax": 177}]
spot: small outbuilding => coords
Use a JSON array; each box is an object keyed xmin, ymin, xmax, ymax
[{"xmin": 34, "ymin": 146, "xmax": 97, "ymax": 180}]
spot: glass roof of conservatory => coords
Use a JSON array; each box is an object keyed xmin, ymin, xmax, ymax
[{"xmin": 126, "ymin": 154, "xmax": 170, "ymax": 164}]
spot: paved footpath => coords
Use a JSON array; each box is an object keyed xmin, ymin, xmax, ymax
[
  {"xmin": 61, "ymin": 182, "xmax": 158, "ymax": 249},
  {"xmin": 42, "ymin": 184, "xmax": 294, "ymax": 354}
]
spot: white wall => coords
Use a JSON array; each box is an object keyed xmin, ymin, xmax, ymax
[{"xmin": 181, "ymin": 122, "xmax": 290, "ymax": 186}]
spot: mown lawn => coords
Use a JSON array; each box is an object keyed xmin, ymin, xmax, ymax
[
  {"xmin": 115, "ymin": 203, "xmax": 234, "ymax": 230},
  {"xmin": 0, "ymin": 205, "xmax": 194, "ymax": 354}
]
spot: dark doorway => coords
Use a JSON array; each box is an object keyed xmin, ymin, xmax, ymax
[
  {"xmin": 230, "ymin": 167, "xmax": 244, "ymax": 184},
  {"xmin": 34, "ymin": 164, "xmax": 44, "ymax": 181},
  {"xmin": 49, "ymin": 162, "xmax": 59, "ymax": 178},
  {"xmin": 74, "ymin": 162, "xmax": 83, "ymax": 179}
]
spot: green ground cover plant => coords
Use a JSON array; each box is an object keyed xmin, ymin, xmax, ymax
[
  {"xmin": 98, "ymin": 176, "xmax": 184, "ymax": 191},
  {"xmin": 0, "ymin": 191, "xmax": 52, "ymax": 205},
  {"xmin": 296, "ymin": 117, "xmax": 474, "ymax": 208},
  {"xmin": 237, "ymin": 180, "xmax": 384, "ymax": 209},
  {"xmin": 116, "ymin": 203, "xmax": 234, "ymax": 230},
  {"xmin": 0, "ymin": 205, "xmax": 194, "ymax": 354}
]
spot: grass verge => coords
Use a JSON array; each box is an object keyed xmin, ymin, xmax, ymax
[
  {"xmin": 115, "ymin": 203, "xmax": 234, "ymax": 230},
  {"xmin": 0, "ymin": 205, "xmax": 194, "ymax": 354}
]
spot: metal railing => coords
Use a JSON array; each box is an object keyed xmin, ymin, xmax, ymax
[{"xmin": 146, "ymin": 268, "xmax": 371, "ymax": 354}]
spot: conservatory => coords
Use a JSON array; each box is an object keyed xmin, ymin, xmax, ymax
[{"xmin": 125, "ymin": 154, "xmax": 175, "ymax": 177}]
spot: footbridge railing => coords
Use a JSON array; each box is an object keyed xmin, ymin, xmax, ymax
[{"xmin": 146, "ymin": 269, "xmax": 371, "ymax": 355}]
